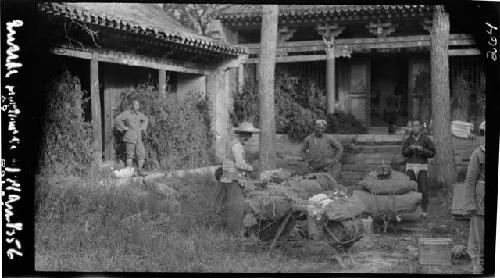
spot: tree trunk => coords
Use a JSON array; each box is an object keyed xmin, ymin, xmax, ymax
[
  {"xmin": 430, "ymin": 5, "xmax": 456, "ymax": 188},
  {"xmin": 258, "ymin": 5, "xmax": 279, "ymax": 173}
]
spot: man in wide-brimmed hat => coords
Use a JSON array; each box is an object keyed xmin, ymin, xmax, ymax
[
  {"xmin": 301, "ymin": 119, "xmax": 344, "ymax": 180},
  {"xmin": 215, "ymin": 121, "xmax": 260, "ymax": 235}
]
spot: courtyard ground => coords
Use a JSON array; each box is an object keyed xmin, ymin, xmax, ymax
[{"xmin": 35, "ymin": 171, "xmax": 473, "ymax": 273}]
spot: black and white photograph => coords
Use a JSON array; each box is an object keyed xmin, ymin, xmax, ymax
[{"xmin": 1, "ymin": 2, "xmax": 499, "ymax": 275}]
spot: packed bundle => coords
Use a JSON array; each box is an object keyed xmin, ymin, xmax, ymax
[
  {"xmin": 355, "ymin": 169, "xmax": 422, "ymax": 223},
  {"xmin": 240, "ymin": 171, "xmax": 363, "ymax": 241},
  {"xmin": 359, "ymin": 170, "xmax": 418, "ymax": 195},
  {"xmin": 259, "ymin": 168, "xmax": 293, "ymax": 184},
  {"xmin": 353, "ymin": 190, "xmax": 422, "ymax": 216},
  {"xmin": 242, "ymin": 183, "xmax": 301, "ymax": 241},
  {"xmin": 286, "ymin": 172, "xmax": 347, "ymax": 199},
  {"xmin": 307, "ymin": 193, "xmax": 366, "ymax": 222}
]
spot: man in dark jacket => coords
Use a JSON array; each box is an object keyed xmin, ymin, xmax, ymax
[
  {"xmin": 464, "ymin": 136, "xmax": 485, "ymax": 273},
  {"xmin": 402, "ymin": 120, "xmax": 436, "ymax": 217}
]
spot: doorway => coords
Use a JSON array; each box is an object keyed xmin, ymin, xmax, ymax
[{"xmin": 370, "ymin": 54, "xmax": 409, "ymax": 127}]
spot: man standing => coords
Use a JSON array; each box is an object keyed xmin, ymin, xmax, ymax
[
  {"xmin": 218, "ymin": 122, "xmax": 259, "ymax": 235},
  {"xmin": 301, "ymin": 119, "xmax": 344, "ymax": 180},
  {"xmin": 402, "ymin": 120, "xmax": 435, "ymax": 218},
  {"xmin": 115, "ymin": 100, "xmax": 149, "ymax": 177},
  {"xmin": 464, "ymin": 126, "xmax": 485, "ymax": 274}
]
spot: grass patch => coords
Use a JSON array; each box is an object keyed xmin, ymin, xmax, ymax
[{"xmin": 35, "ymin": 173, "xmax": 333, "ymax": 272}]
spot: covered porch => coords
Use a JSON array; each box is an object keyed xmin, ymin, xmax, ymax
[
  {"xmin": 214, "ymin": 5, "xmax": 484, "ymax": 132},
  {"xmin": 240, "ymin": 34, "xmax": 482, "ymax": 130}
]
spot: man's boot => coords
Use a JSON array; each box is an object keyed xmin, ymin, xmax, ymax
[
  {"xmin": 138, "ymin": 159, "xmax": 147, "ymax": 177},
  {"xmin": 471, "ymin": 256, "xmax": 483, "ymax": 274}
]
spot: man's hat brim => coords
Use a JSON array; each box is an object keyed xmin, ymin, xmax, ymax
[{"xmin": 233, "ymin": 128, "xmax": 260, "ymax": 133}]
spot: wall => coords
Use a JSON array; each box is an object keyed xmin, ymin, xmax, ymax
[
  {"xmin": 206, "ymin": 68, "xmax": 233, "ymax": 162},
  {"xmin": 176, "ymin": 73, "xmax": 206, "ymax": 102},
  {"xmin": 245, "ymin": 133, "xmax": 483, "ymax": 186}
]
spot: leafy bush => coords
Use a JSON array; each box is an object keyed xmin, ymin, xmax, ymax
[
  {"xmin": 325, "ymin": 111, "xmax": 367, "ymax": 134},
  {"xmin": 115, "ymin": 83, "xmax": 213, "ymax": 170},
  {"xmin": 233, "ymin": 71, "xmax": 367, "ymax": 140},
  {"xmin": 38, "ymin": 71, "xmax": 94, "ymax": 176},
  {"xmin": 233, "ymin": 72, "xmax": 326, "ymax": 141}
]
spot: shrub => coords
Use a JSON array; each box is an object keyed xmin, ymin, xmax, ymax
[
  {"xmin": 325, "ymin": 111, "xmax": 367, "ymax": 134},
  {"xmin": 233, "ymin": 71, "xmax": 326, "ymax": 141},
  {"xmin": 114, "ymin": 82, "xmax": 213, "ymax": 170},
  {"xmin": 38, "ymin": 71, "xmax": 94, "ymax": 177},
  {"xmin": 233, "ymin": 71, "xmax": 367, "ymax": 140}
]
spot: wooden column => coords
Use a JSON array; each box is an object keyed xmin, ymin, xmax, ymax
[
  {"xmin": 206, "ymin": 68, "xmax": 231, "ymax": 162},
  {"xmin": 258, "ymin": 5, "xmax": 279, "ymax": 172},
  {"xmin": 326, "ymin": 47, "xmax": 336, "ymax": 114},
  {"xmin": 159, "ymin": 69, "xmax": 167, "ymax": 100},
  {"xmin": 103, "ymin": 85, "xmax": 113, "ymax": 161},
  {"xmin": 317, "ymin": 23, "xmax": 344, "ymax": 114},
  {"xmin": 90, "ymin": 56, "xmax": 102, "ymax": 164},
  {"xmin": 237, "ymin": 63, "xmax": 244, "ymax": 94}
]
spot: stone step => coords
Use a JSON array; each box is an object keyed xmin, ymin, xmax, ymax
[
  {"xmin": 341, "ymin": 164, "xmax": 381, "ymax": 172},
  {"xmin": 349, "ymin": 145, "xmax": 402, "ymax": 153},
  {"xmin": 342, "ymin": 152, "xmax": 401, "ymax": 164}
]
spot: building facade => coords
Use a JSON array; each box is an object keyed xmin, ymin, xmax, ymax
[
  {"xmin": 212, "ymin": 5, "xmax": 484, "ymax": 130},
  {"xmin": 38, "ymin": 2, "xmax": 248, "ymax": 162}
]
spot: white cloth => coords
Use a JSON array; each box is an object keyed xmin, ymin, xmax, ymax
[{"xmin": 405, "ymin": 163, "xmax": 428, "ymax": 177}]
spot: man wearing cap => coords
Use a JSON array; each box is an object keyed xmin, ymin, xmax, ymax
[
  {"xmin": 402, "ymin": 120, "xmax": 435, "ymax": 218},
  {"xmin": 218, "ymin": 122, "xmax": 259, "ymax": 235},
  {"xmin": 464, "ymin": 122, "xmax": 485, "ymax": 274},
  {"xmin": 301, "ymin": 119, "xmax": 344, "ymax": 180},
  {"xmin": 115, "ymin": 100, "xmax": 149, "ymax": 177}
]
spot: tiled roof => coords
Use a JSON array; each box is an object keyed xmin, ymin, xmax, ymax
[
  {"xmin": 216, "ymin": 5, "xmax": 432, "ymax": 21},
  {"xmin": 38, "ymin": 2, "xmax": 247, "ymax": 55}
]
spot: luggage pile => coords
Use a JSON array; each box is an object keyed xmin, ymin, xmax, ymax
[
  {"xmin": 353, "ymin": 170, "xmax": 422, "ymax": 223},
  {"xmin": 241, "ymin": 170, "xmax": 366, "ymax": 246}
]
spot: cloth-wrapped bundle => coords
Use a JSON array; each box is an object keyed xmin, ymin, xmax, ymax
[
  {"xmin": 353, "ymin": 190, "xmax": 422, "ymax": 216},
  {"xmin": 323, "ymin": 195, "xmax": 367, "ymax": 222},
  {"xmin": 287, "ymin": 172, "xmax": 347, "ymax": 199},
  {"xmin": 359, "ymin": 170, "xmax": 418, "ymax": 195}
]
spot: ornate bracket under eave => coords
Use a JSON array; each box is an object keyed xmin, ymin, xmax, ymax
[
  {"xmin": 276, "ymin": 26, "xmax": 297, "ymax": 57},
  {"xmin": 421, "ymin": 18, "xmax": 433, "ymax": 33},
  {"xmin": 366, "ymin": 20, "xmax": 397, "ymax": 38},
  {"xmin": 316, "ymin": 22, "xmax": 345, "ymax": 49},
  {"xmin": 278, "ymin": 26, "xmax": 297, "ymax": 43},
  {"xmin": 335, "ymin": 45, "xmax": 352, "ymax": 58}
]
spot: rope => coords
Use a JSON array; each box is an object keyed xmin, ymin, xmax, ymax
[{"xmin": 322, "ymin": 220, "xmax": 359, "ymax": 246}]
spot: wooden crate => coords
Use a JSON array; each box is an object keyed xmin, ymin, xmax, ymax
[{"xmin": 418, "ymin": 238, "xmax": 452, "ymax": 266}]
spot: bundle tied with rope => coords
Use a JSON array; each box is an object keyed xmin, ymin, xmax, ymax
[
  {"xmin": 241, "ymin": 171, "xmax": 355, "ymax": 241},
  {"xmin": 353, "ymin": 169, "xmax": 422, "ymax": 230}
]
